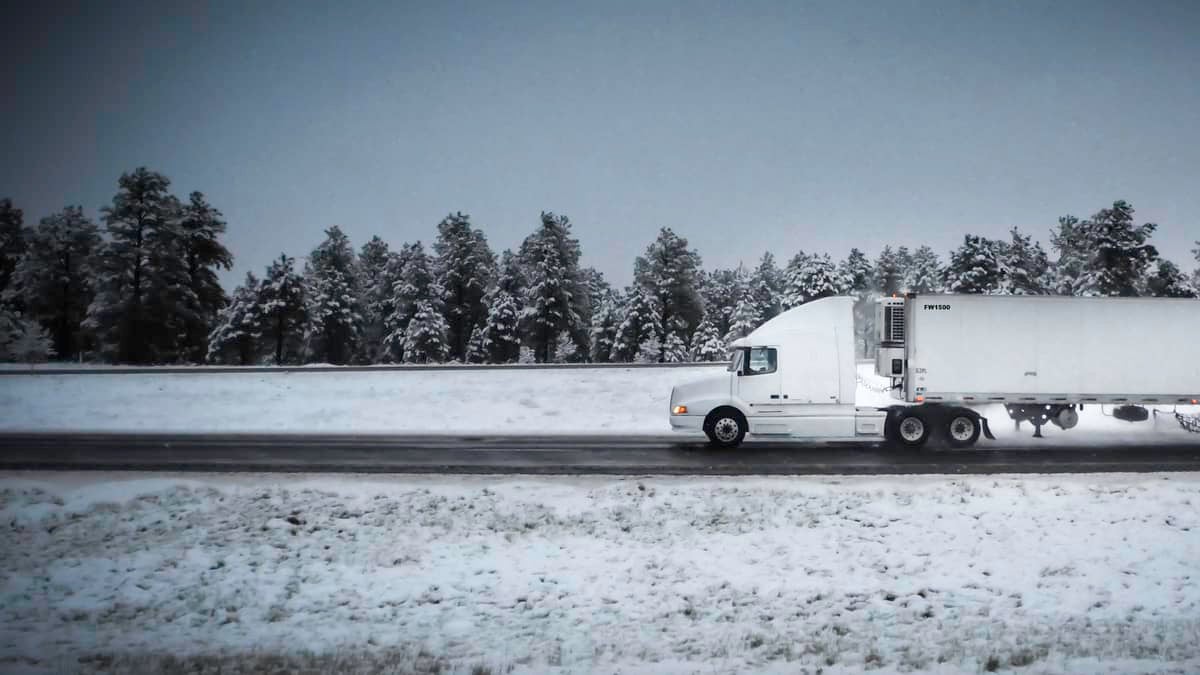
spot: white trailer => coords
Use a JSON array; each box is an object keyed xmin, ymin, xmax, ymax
[{"xmin": 669, "ymin": 294, "xmax": 1200, "ymax": 448}]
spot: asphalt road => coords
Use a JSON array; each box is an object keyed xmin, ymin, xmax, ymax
[{"xmin": 2, "ymin": 433, "xmax": 1200, "ymax": 475}]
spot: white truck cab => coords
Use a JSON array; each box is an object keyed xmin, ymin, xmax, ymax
[{"xmin": 669, "ymin": 296, "xmax": 889, "ymax": 447}]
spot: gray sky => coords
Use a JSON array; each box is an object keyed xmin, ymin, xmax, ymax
[{"xmin": 3, "ymin": 0, "xmax": 1198, "ymax": 289}]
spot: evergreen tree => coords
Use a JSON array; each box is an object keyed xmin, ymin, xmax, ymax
[
  {"xmin": 402, "ymin": 299, "xmax": 449, "ymax": 363},
  {"xmin": 466, "ymin": 324, "xmax": 488, "ymax": 363},
  {"xmin": 661, "ymin": 331, "xmax": 688, "ymax": 363},
  {"xmin": 518, "ymin": 212, "xmax": 587, "ymax": 362},
  {"xmin": 357, "ymin": 236, "xmax": 398, "ymax": 363},
  {"xmin": 839, "ymin": 248, "xmax": 877, "ymax": 357},
  {"xmin": 614, "ymin": 286, "xmax": 662, "ymax": 362},
  {"xmin": 433, "ymin": 212, "xmax": 496, "ymax": 362},
  {"xmin": 580, "ymin": 267, "xmax": 611, "ymax": 323},
  {"xmin": 85, "ymin": 167, "xmax": 190, "ymax": 363},
  {"xmin": 178, "ymin": 192, "xmax": 233, "ymax": 363},
  {"xmin": 1050, "ymin": 214, "xmax": 1092, "ymax": 295},
  {"xmin": 636, "ymin": 332, "xmax": 662, "ymax": 364},
  {"xmin": 1146, "ymin": 260, "xmax": 1194, "ymax": 298},
  {"xmin": 552, "ymin": 332, "xmax": 579, "ymax": 363},
  {"xmin": 588, "ymin": 293, "xmax": 622, "ymax": 363},
  {"xmin": 257, "ymin": 253, "xmax": 306, "ymax": 364},
  {"xmin": 206, "ymin": 272, "xmax": 261, "ymax": 365},
  {"xmin": 838, "ymin": 248, "xmax": 874, "ymax": 295},
  {"xmin": 906, "ymin": 245, "xmax": 943, "ymax": 294},
  {"xmin": 8, "ymin": 206, "xmax": 101, "ymax": 359},
  {"xmin": 787, "ymin": 253, "xmax": 841, "ymax": 306},
  {"xmin": 481, "ymin": 253, "xmax": 524, "ymax": 364},
  {"xmin": 383, "ymin": 242, "xmax": 439, "ymax": 362},
  {"xmin": 699, "ymin": 268, "xmax": 740, "ymax": 337},
  {"xmin": 873, "ymin": 245, "xmax": 905, "ymax": 295},
  {"xmin": 1192, "ymin": 242, "xmax": 1200, "ymax": 294},
  {"xmin": 724, "ymin": 275, "xmax": 760, "ymax": 344},
  {"xmin": 780, "ymin": 252, "xmax": 810, "ymax": 309},
  {"xmin": 633, "ymin": 227, "xmax": 704, "ymax": 354},
  {"xmin": 749, "ymin": 252, "xmax": 783, "ymax": 322},
  {"xmin": 0, "ymin": 306, "xmax": 54, "ymax": 362},
  {"xmin": 689, "ymin": 317, "xmax": 726, "ymax": 361},
  {"xmin": 302, "ymin": 226, "xmax": 362, "ymax": 364},
  {"xmin": 1081, "ymin": 200, "xmax": 1158, "ymax": 297},
  {"xmin": 996, "ymin": 228, "xmax": 1050, "ymax": 295},
  {"xmin": 0, "ymin": 198, "xmax": 24, "ymax": 309},
  {"xmin": 944, "ymin": 234, "xmax": 1003, "ymax": 294}
]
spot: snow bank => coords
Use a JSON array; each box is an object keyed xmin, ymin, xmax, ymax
[
  {"xmin": 1, "ymin": 364, "xmax": 1197, "ymax": 445},
  {"xmin": 1, "ymin": 472, "xmax": 1198, "ymax": 674}
]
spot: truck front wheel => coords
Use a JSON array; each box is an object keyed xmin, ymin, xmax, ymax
[{"xmin": 704, "ymin": 408, "xmax": 747, "ymax": 448}]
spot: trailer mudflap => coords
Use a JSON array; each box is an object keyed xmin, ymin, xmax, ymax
[{"xmin": 981, "ymin": 417, "xmax": 996, "ymax": 441}]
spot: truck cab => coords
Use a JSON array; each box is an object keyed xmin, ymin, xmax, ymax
[{"xmin": 669, "ymin": 296, "xmax": 889, "ymax": 447}]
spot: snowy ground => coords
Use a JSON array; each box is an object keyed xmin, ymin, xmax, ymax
[
  {"xmin": 1, "ymin": 471, "xmax": 1198, "ymax": 674},
  {"xmin": 3, "ymin": 364, "xmax": 1199, "ymax": 445}
]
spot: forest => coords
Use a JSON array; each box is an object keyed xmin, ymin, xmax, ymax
[{"xmin": 1, "ymin": 167, "xmax": 1197, "ymax": 364}]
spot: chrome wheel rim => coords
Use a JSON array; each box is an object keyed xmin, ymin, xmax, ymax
[
  {"xmin": 714, "ymin": 418, "xmax": 740, "ymax": 443},
  {"xmin": 949, "ymin": 416, "xmax": 975, "ymax": 442},
  {"xmin": 899, "ymin": 417, "xmax": 925, "ymax": 442}
]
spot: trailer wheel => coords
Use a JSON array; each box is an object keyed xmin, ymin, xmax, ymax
[
  {"xmin": 889, "ymin": 410, "xmax": 930, "ymax": 448},
  {"xmin": 704, "ymin": 407, "xmax": 747, "ymax": 448},
  {"xmin": 945, "ymin": 411, "xmax": 981, "ymax": 448}
]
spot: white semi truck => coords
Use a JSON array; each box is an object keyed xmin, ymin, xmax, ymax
[{"xmin": 669, "ymin": 294, "xmax": 1200, "ymax": 448}]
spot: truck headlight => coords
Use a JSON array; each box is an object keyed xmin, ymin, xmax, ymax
[{"xmin": 672, "ymin": 405, "xmax": 688, "ymax": 415}]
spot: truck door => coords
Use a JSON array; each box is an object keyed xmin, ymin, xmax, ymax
[{"xmin": 735, "ymin": 346, "xmax": 785, "ymax": 432}]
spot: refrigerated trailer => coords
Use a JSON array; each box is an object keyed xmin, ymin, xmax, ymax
[{"xmin": 668, "ymin": 294, "xmax": 1200, "ymax": 448}]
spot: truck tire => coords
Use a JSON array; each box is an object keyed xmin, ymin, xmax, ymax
[
  {"xmin": 945, "ymin": 410, "xmax": 981, "ymax": 448},
  {"xmin": 704, "ymin": 407, "xmax": 747, "ymax": 448},
  {"xmin": 889, "ymin": 409, "xmax": 930, "ymax": 448}
]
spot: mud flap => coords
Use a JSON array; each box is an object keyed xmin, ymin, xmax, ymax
[{"xmin": 981, "ymin": 417, "xmax": 996, "ymax": 440}]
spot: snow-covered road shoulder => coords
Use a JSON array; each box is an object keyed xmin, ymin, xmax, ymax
[{"xmin": 2, "ymin": 472, "xmax": 1198, "ymax": 674}]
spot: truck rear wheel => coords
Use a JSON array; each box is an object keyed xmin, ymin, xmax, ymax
[
  {"xmin": 889, "ymin": 409, "xmax": 930, "ymax": 448},
  {"xmin": 945, "ymin": 411, "xmax": 981, "ymax": 448},
  {"xmin": 704, "ymin": 407, "xmax": 747, "ymax": 448}
]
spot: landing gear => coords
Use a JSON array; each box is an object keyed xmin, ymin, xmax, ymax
[{"xmin": 1006, "ymin": 404, "xmax": 1077, "ymax": 438}]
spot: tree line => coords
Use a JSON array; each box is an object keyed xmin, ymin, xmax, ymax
[{"xmin": 1, "ymin": 168, "xmax": 1197, "ymax": 363}]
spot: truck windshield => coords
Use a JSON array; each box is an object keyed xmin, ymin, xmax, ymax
[{"xmin": 727, "ymin": 349, "xmax": 744, "ymax": 373}]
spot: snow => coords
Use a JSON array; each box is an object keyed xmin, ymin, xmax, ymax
[
  {"xmin": 2, "ymin": 363, "xmax": 1199, "ymax": 444},
  {"xmin": 1, "ymin": 471, "xmax": 1198, "ymax": 673}
]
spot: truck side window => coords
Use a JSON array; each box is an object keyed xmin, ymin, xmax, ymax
[{"xmin": 745, "ymin": 347, "xmax": 777, "ymax": 376}]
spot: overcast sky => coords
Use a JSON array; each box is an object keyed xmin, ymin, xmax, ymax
[{"xmin": 3, "ymin": 0, "xmax": 1198, "ymax": 288}]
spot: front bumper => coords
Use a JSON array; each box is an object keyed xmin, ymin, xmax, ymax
[{"xmin": 669, "ymin": 415, "xmax": 704, "ymax": 432}]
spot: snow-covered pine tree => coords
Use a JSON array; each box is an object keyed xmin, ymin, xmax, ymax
[
  {"xmin": 1050, "ymin": 214, "xmax": 1093, "ymax": 295},
  {"xmin": 466, "ymin": 324, "xmax": 488, "ymax": 363},
  {"xmin": 613, "ymin": 286, "xmax": 662, "ymax": 362},
  {"xmin": 996, "ymin": 228, "xmax": 1050, "ymax": 295},
  {"xmin": 256, "ymin": 253, "xmax": 306, "ymax": 364},
  {"xmin": 1146, "ymin": 260, "xmax": 1194, "ymax": 298},
  {"xmin": 588, "ymin": 292, "xmax": 622, "ymax": 363},
  {"xmin": 0, "ymin": 198, "xmax": 24, "ymax": 310},
  {"xmin": 518, "ymin": 212, "xmax": 587, "ymax": 362},
  {"xmin": 8, "ymin": 206, "xmax": 100, "ymax": 359},
  {"xmin": 661, "ymin": 331, "xmax": 688, "ymax": 363},
  {"xmin": 356, "ymin": 236, "xmax": 398, "ymax": 363},
  {"xmin": 689, "ymin": 316, "xmax": 726, "ymax": 362},
  {"xmin": 434, "ymin": 212, "xmax": 496, "ymax": 362},
  {"xmin": 724, "ymin": 274, "xmax": 760, "ymax": 344},
  {"xmin": 1081, "ymin": 200, "xmax": 1158, "ymax": 297},
  {"xmin": 943, "ymin": 234, "xmax": 1003, "ymax": 294},
  {"xmin": 632, "ymin": 227, "xmax": 704, "ymax": 355},
  {"xmin": 780, "ymin": 252, "xmax": 810, "ymax": 310},
  {"xmin": 905, "ymin": 245, "xmax": 943, "ymax": 294},
  {"xmin": 301, "ymin": 226, "xmax": 363, "ymax": 365},
  {"xmin": 873, "ymin": 245, "xmax": 905, "ymax": 295},
  {"xmin": 838, "ymin": 248, "xmax": 876, "ymax": 357},
  {"xmin": 580, "ymin": 267, "xmax": 611, "ymax": 324},
  {"xmin": 402, "ymin": 299, "xmax": 449, "ymax": 363},
  {"xmin": 798, "ymin": 253, "xmax": 842, "ymax": 304},
  {"xmin": 382, "ymin": 242, "xmax": 440, "ymax": 362},
  {"xmin": 178, "ymin": 192, "xmax": 233, "ymax": 363},
  {"xmin": 85, "ymin": 168, "xmax": 191, "ymax": 363},
  {"xmin": 553, "ymin": 332, "xmax": 578, "ymax": 363},
  {"xmin": 481, "ymin": 291, "xmax": 521, "ymax": 364},
  {"xmin": 749, "ymin": 252, "xmax": 783, "ymax": 321},
  {"xmin": 518, "ymin": 345, "xmax": 536, "ymax": 364},
  {"xmin": 636, "ymin": 332, "xmax": 662, "ymax": 364},
  {"xmin": 1192, "ymin": 242, "xmax": 1200, "ymax": 294},
  {"xmin": 206, "ymin": 272, "xmax": 261, "ymax": 365},
  {"xmin": 699, "ymin": 268, "xmax": 739, "ymax": 338},
  {"xmin": 0, "ymin": 307, "xmax": 54, "ymax": 362}
]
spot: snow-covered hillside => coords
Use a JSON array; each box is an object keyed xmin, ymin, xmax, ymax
[
  {"xmin": 2, "ymin": 364, "xmax": 1199, "ymax": 445},
  {"xmin": 1, "ymin": 472, "xmax": 1198, "ymax": 674}
]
